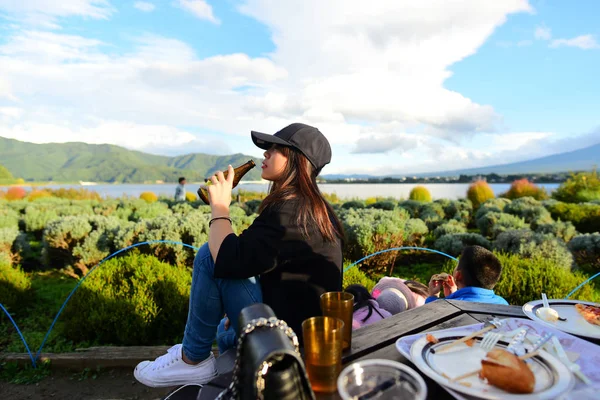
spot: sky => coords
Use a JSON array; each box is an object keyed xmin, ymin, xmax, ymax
[{"xmin": 0, "ymin": 0, "xmax": 599, "ymax": 175}]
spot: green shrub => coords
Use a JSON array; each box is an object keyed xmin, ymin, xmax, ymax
[
  {"xmin": 341, "ymin": 200, "xmax": 366, "ymax": 209},
  {"xmin": 41, "ymin": 215, "xmax": 121, "ymax": 274},
  {"xmin": 503, "ymin": 197, "xmax": 553, "ymax": 228},
  {"xmin": 342, "ymin": 265, "xmax": 376, "ymax": 292},
  {"xmin": 474, "ymin": 198, "xmax": 511, "ymax": 220},
  {"xmin": 553, "ymin": 171, "xmax": 600, "ymax": 203},
  {"xmin": 536, "ymin": 221, "xmax": 577, "ymax": 242},
  {"xmin": 42, "ymin": 216, "xmax": 93, "ymax": 270},
  {"xmin": 22, "ymin": 206, "xmax": 59, "ymax": 236},
  {"xmin": 0, "ymin": 260, "xmax": 31, "ymax": 311},
  {"xmin": 434, "ymin": 233, "xmax": 491, "ymax": 257},
  {"xmin": 493, "ymin": 252, "xmax": 599, "ymax": 305},
  {"xmin": 171, "ymin": 202, "xmax": 194, "ymax": 215},
  {"xmin": 568, "ymin": 233, "xmax": 600, "ymax": 273},
  {"xmin": 62, "ymin": 252, "xmax": 191, "ymax": 345},
  {"xmin": 494, "ymin": 229, "xmax": 573, "ymax": 270},
  {"xmin": 341, "ymin": 208, "xmax": 418, "ymax": 274},
  {"xmin": 0, "ymin": 208, "xmax": 19, "ymax": 229},
  {"xmin": 403, "ymin": 219, "xmax": 429, "ymax": 243},
  {"xmin": 245, "ymin": 199, "xmax": 263, "ymax": 214},
  {"xmin": 545, "ymin": 201, "xmax": 600, "ymax": 234},
  {"xmin": 500, "ymin": 179, "xmax": 548, "ymax": 200},
  {"xmin": 440, "ymin": 199, "xmax": 473, "ymax": 225},
  {"xmin": 55, "ymin": 204, "xmax": 96, "ymax": 218},
  {"xmin": 418, "ymin": 203, "xmax": 445, "ymax": 230},
  {"xmin": 433, "ymin": 220, "xmax": 467, "ymax": 239},
  {"xmin": 409, "ymin": 186, "xmax": 432, "ymax": 202},
  {"xmin": 4, "ymin": 200, "xmax": 29, "ymax": 213},
  {"xmin": 397, "ymin": 200, "xmax": 422, "ymax": 218},
  {"xmin": 130, "ymin": 201, "xmax": 172, "ymax": 221},
  {"xmin": 0, "ymin": 227, "xmax": 19, "ymax": 262},
  {"xmin": 367, "ymin": 200, "xmax": 396, "ymax": 211},
  {"xmin": 179, "ymin": 211, "xmax": 210, "ymax": 250},
  {"xmin": 476, "ymin": 212, "xmax": 529, "ymax": 238},
  {"xmin": 467, "ymin": 180, "xmax": 495, "ymax": 209}
]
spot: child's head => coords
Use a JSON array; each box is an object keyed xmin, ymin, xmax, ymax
[
  {"xmin": 453, "ymin": 246, "xmax": 502, "ymax": 289},
  {"xmin": 345, "ymin": 284, "xmax": 374, "ymax": 311},
  {"xmin": 178, "ymin": 177, "xmax": 186, "ymax": 184}
]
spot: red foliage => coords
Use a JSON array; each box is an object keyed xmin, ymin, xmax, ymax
[
  {"xmin": 503, "ymin": 179, "xmax": 548, "ymax": 200},
  {"xmin": 5, "ymin": 186, "xmax": 27, "ymax": 200}
]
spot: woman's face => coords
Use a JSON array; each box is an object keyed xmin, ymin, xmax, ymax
[{"xmin": 261, "ymin": 146, "xmax": 288, "ymax": 181}]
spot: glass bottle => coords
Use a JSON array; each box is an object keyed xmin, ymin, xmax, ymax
[{"xmin": 197, "ymin": 160, "xmax": 256, "ymax": 205}]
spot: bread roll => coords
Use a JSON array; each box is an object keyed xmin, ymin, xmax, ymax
[
  {"xmin": 480, "ymin": 349, "xmax": 535, "ymax": 394},
  {"xmin": 432, "ymin": 273, "xmax": 450, "ymax": 282}
]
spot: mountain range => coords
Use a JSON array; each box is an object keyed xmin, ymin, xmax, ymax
[
  {"xmin": 0, "ymin": 137, "xmax": 263, "ymax": 183},
  {"xmin": 415, "ymin": 142, "xmax": 600, "ymax": 178},
  {"xmin": 324, "ymin": 142, "xmax": 600, "ymax": 179},
  {"xmin": 1, "ymin": 137, "xmax": 598, "ymax": 183}
]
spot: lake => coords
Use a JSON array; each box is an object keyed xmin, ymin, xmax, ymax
[{"xmin": 29, "ymin": 182, "xmax": 560, "ymax": 200}]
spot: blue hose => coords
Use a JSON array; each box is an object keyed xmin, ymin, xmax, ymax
[
  {"xmin": 1, "ymin": 240, "xmax": 200, "ymax": 367},
  {"xmin": 0, "ymin": 303, "xmax": 36, "ymax": 368},
  {"xmin": 2, "ymin": 242, "xmax": 599, "ymax": 368},
  {"xmin": 343, "ymin": 246, "xmax": 457, "ymax": 272},
  {"xmin": 565, "ymin": 271, "xmax": 600, "ymax": 299}
]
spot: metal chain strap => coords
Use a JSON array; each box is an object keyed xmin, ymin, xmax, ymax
[{"xmin": 215, "ymin": 317, "xmax": 300, "ymax": 400}]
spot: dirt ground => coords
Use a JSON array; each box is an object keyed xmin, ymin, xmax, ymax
[{"xmin": 0, "ymin": 368, "xmax": 175, "ymax": 400}]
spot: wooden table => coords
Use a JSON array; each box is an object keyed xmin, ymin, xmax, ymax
[
  {"xmin": 316, "ymin": 299, "xmax": 526, "ymax": 400},
  {"xmin": 171, "ymin": 299, "xmax": 590, "ymax": 400}
]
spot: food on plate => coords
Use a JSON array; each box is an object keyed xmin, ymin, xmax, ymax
[
  {"xmin": 575, "ymin": 303, "xmax": 600, "ymax": 326},
  {"xmin": 480, "ymin": 349, "xmax": 535, "ymax": 394},
  {"xmin": 536, "ymin": 306, "xmax": 560, "ymax": 322},
  {"xmin": 431, "ymin": 273, "xmax": 450, "ymax": 282},
  {"xmin": 426, "ymin": 334, "xmax": 439, "ymax": 344},
  {"xmin": 465, "ymin": 338, "xmax": 475, "ymax": 347}
]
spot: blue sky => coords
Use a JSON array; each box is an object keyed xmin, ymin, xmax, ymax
[{"xmin": 0, "ymin": 0, "xmax": 598, "ymax": 175}]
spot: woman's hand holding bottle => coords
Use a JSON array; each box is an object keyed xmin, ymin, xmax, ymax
[{"xmin": 207, "ymin": 165, "xmax": 234, "ymax": 216}]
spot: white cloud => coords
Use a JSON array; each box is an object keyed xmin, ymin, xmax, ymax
[
  {"xmin": 534, "ymin": 26, "xmax": 551, "ymax": 40},
  {"xmin": 352, "ymin": 133, "xmax": 420, "ymax": 154},
  {"xmin": 0, "ymin": 0, "xmax": 115, "ymax": 28},
  {"xmin": 175, "ymin": 0, "xmax": 219, "ymax": 24},
  {"xmin": 0, "ymin": 0, "xmax": 541, "ymax": 172},
  {"xmin": 517, "ymin": 40, "xmax": 533, "ymax": 47},
  {"xmin": 134, "ymin": 1, "xmax": 155, "ymax": 12},
  {"xmin": 0, "ymin": 107, "xmax": 24, "ymax": 122},
  {"xmin": 0, "ymin": 120, "xmax": 195, "ymax": 150},
  {"xmin": 550, "ymin": 34, "xmax": 600, "ymax": 50}
]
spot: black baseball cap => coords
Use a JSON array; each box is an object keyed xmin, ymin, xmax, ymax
[{"xmin": 251, "ymin": 123, "xmax": 332, "ymax": 171}]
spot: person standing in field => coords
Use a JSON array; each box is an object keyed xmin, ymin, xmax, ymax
[{"xmin": 175, "ymin": 177, "xmax": 186, "ymax": 202}]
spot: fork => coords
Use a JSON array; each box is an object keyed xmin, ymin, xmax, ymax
[{"xmin": 479, "ymin": 331, "xmax": 503, "ymax": 352}]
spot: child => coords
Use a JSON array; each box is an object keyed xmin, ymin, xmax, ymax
[
  {"xmin": 426, "ymin": 245, "xmax": 508, "ymax": 305},
  {"xmin": 345, "ymin": 285, "xmax": 391, "ymax": 329}
]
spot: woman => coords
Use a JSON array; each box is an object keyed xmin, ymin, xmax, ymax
[
  {"xmin": 345, "ymin": 284, "xmax": 391, "ymax": 330},
  {"xmin": 134, "ymin": 123, "xmax": 343, "ymax": 387}
]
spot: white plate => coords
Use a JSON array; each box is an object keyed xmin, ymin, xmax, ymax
[
  {"xmin": 409, "ymin": 329, "xmax": 574, "ymax": 400},
  {"xmin": 523, "ymin": 300, "xmax": 600, "ymax": 340}
]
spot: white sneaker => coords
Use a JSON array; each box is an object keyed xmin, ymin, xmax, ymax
[{"xmin": 134, "ymin": 344, "xmax": 218, "ymax": 387}]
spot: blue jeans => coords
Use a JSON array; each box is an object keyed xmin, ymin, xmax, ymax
[{"xmin": 182, "ymin": 243, "xmax": 263, "ymax": 362}]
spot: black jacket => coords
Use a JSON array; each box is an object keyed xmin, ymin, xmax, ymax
[{"xmin": 214, "ymin": 199, "xmax": 343, "ymax": 337}]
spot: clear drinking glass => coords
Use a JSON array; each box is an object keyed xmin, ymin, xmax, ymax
[
  {"xmin": 302, "ymin": 316, "xmax": 345, "ymax": 393},
  {"xmin": 320, "ymin": 291, "xmax": 354, "ymax": 350},
  {"xmin": 337, "ymin": 359, "xmax": 427, "ymax": 400}
]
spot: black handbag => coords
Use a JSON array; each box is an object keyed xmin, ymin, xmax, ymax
[{"xmin": 216, "ymin": 303, "xmax": 316, "ymax": 400}]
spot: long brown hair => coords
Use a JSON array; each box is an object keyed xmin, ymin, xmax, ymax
[{"xmin": 259, "ymin": 145, "xmax": 343, "ymax": 242}]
